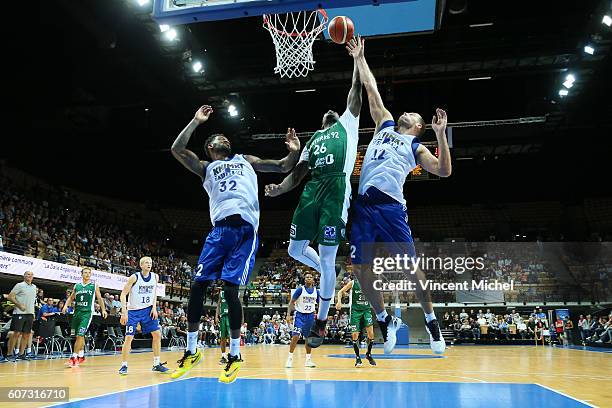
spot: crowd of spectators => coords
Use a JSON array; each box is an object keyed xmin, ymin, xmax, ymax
[{"xmin": 0, "ymin": 175, "xmax": 192, "ymax": 286}]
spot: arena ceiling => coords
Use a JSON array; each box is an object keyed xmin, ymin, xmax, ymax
[{"xmin": 6, "ymin": 0, "xmax": 612, "ymax": 208}]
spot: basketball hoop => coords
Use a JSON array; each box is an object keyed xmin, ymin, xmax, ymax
[{"xmin": 263, "ymin": 9, "xmax": 328, "ymax": 79}]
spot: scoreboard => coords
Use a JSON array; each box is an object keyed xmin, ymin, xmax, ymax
[{"xmin": 350, "ymin": 143, "xmax": 441, "ymax": 184}]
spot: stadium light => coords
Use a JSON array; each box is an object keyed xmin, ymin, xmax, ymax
[
  {"xmin": 562, "ymin": 80, "xmax": 574, "ymax": 89},
  {"xmin": 164, "ymin": 29, "xmax": 178, "ymax": 41},
  {"xmin": 559, "ymin": 89, "xmax": 569, "ymax": 96},
  {"xmin": 468, "ymin": 76, "xmax": 492, "ymax": 81},
  {"xmin": 565, "ymin": 74, "xmax": 575, "ymax": 83},
  {"xmin": 228, "ymin": 105, "xmax": 238, "ymax": 117},
  {"xmin": 159, "ymin": 24, "xmax": 170, "ymax": 33},
  {"xmin": 603, "ymin": 15, "xmax": 612, "ymax": 27},
  {"xmin": 137, "ymin": 0, "xmax": 149, "ymax": 6},
  {"xmin": 192, "ymin": 61, "xmax": 203, "ymax": 72},
  {"xmin": 584, "ymin": 45, "xmax": 595, "ymax": 55}
]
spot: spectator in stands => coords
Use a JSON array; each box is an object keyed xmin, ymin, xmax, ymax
[
  {"xmin": 564, "ymin": 318, "xmax": 574, "ymax": 345},
  {"xmin": 459, "ymin": 319, "xmax": 472, "ymax": 339},
  {"xmin": 38, "ymin": 298, "xmax": 58, "ymax": 321},
  {"xmin": 517, "ymin": 319, "xmax": 527, "ymax": 339},
  {"xmin": 111, "ymin": 295, "xmax": 122, "ymax": 316},
  {"xmin": 459, "ymin": 309, "xmax": 468, "ymax": 321},
  {"xmin": 176, "ymin": 315, "xmax": 187, "ymax": 340},
  {"xmin": 555, "ymin": 316, "xmax": 564, "ymax": 341},
  {"xmin": 103, "ymin": 293, "xmax": 112, "ymax": 314},
  {"xmin": 578, "ymin": 314, "xmax": 588, "ymax": 345}
]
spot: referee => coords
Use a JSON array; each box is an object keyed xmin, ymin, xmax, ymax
[{"xmin": 7, "ymin": 271, "xmax": 37, "ymax": 361}]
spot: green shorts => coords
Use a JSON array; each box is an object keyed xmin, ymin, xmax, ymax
[
  {"xmin": 349, "ymin": 308, "xmax": 373, "ymax": 332},
  {"xmin": 71, "ymin": 311, "xmax": 93, "ymax": 337},
  {"xmin": 219, "ymin": 315, "xmax": 230, "ymax": 339},
  {"xmin": 291, "ymin": 175, "xmax": 348, "ymax": 246}
]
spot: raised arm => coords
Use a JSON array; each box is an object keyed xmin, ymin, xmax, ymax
[
  {"xmin": 415, "ymin": 109, "xmax": 452, "ymax": 178},
  {"xmin": 347, "ymin": 36, "xmax": 393, "ymax": 129},
  {"xmin": 346, "ymin": 46, "xmax": 363, "ymax": 118},
  {"xmin": 335, "ymin": 280, "xmax": 353, "ymax": 310},
  {"xmin": 244, "ymin": 128, "xmax": 301, "ymax": 173},
  {"xmin": 171, "ymin": 105, "xmax": 212, "ymax": 179},
  {"xmin": 264, "ymin": 161, "xmax": 309, "ymax": 197}
]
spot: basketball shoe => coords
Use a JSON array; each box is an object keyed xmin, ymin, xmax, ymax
[
  {"xmin": 219, "ymin": 354, "xmax": 242, "ymax": 384},
  {"xmin": 424, "ymin": 319, "xmax": 446, "ymax": 354},
  {"xmin": 152, "ymin": 362, "xmax": 169, "ymax": 373},
  {"xmin": 77, "ymin": 356, "xmax": 85, "ymax": 365},
  {"xmin": 304, "ymin": 356, "xmax": 316, "ymax": 368},
  {"xmin": 170, "ymin": 349, "xmax": 202, "ymax": 379},
  {"xmin": 306, "ymin": 319, "xmax": 327, "ymax": 348},
  {"xmin": 354, "ymin": 357, "xmax": 363, "ymax": 367},
  {"xmin": 379, "ymin": 315, "xmax": 402, "ymax": 354},
  {"xmin": 365, "ymin": 353, "xmax": 377, "ymax": 366}
]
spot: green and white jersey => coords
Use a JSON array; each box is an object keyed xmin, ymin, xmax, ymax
[
  {"xmin": 349, "ymin": 279, "xmax": 370, "ymax": 312},
  {"xmin": 300, "ymin": 109, "xmax": 360, "ymax": 178},
  {"xmin": 299, "ymin": 109, "xmax": 360, "ymax": 222},
  {"xmin": 74, "ymin": 282, "xmax": 96, "ymax": 313}
]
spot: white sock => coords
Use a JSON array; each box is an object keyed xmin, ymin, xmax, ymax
[
  {"xmin": 425, "ymin": 312, "xmax": 436, "ymax": 323},
  {"xmin": 78, "ymin": 350, "xmax": 84, "ymax": 358},
  {"xmin": 122, "ymin": 361, "xmax": 127, "ymax": 367},
  {"xmin": 187, "ymin": 331, "xmax": 198, "ymax": 354},
  {"xmin": 305, "ymin": 353, "xmax": 311, "ymax": 360},
  {"xmin": 317, "ymin": 244, "xmax": 338, "ymax": 320},
  {"xmin": 376, "ymin": 310, "xmax": 389, "ymax": 322},
  {"xmin": 229, "ymin": 338, "xmax": 240, "ymax": 357},
  {"xmin": 14, "ymin": 349, "xmax": 19, "ymax": 355},
  {"xmin": 222, "ymin": 352, "xmax": 227, "ymax": 358},
  {"xmin": 154, "ymin": 356, "xmax": 160, "ymax": 366},
  {"xmin": 26, "ymin": 347, "xmax": 31, "ymax": 354},
  {"xmin": 288, "ymin": 240, "xmax": 321, "ymax": 272},
  {"xmin": 288, "ymin": 352, "xmax": 293, "ymax": 359},
  {"xmin": 72, "ymin": 353, "xmax": 78, "ymax": 358}
]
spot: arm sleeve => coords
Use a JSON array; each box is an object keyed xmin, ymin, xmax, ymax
[
  {"xmin": 339, "ymin": 109, "xmax": 360, "ymax": 141},
  {"xmin": 298, "ymin": 146, "xmax": 309, "ymax": 163},
  {"xmin": 291, "ymin": 287, "xmax": 303, "ymax": 300}
]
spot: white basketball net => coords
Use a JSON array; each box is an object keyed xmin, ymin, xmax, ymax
[{"xmin": 263, "ymin": 9, "xmax": 328, "ymax": 79}]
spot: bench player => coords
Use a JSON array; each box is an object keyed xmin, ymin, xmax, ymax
[
  {"xmin": 118, "ymin": 256, "xmax": 168, "ymax": 374},
  {"xmin": 285, "ymin": 272, "xmax": 318, "ymax": 368},
  {"xmin": 336, "ymin": 277, "xmax": 376, "ymax": 367},
  {"xmin": 62, "ymin": 267, "xmax": 107, "ymax": 367}
]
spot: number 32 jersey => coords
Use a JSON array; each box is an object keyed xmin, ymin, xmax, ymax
[{"xmin": 203, "ymin": 154, "xmax": 260, "ymax": 231}]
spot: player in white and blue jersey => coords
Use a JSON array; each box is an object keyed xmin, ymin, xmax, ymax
[
  {"xmin": 118, "ymin": 256, "xmax": 167, "ymax": 375},
  {"xmin": 346, "ymin": 38, "xmax": 452, "ymax": 355},
  {"xmin": 285, "ymin": 272, "xmax": 318, "ymax": 368},
  {"xmin": 169, "ymin": 105, "xmax": 300, "ymax": 383}
]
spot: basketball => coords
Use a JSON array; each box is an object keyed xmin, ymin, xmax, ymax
[{"xmin": 328, "ymin": 16, "xmax": 354, "ymax": 44}]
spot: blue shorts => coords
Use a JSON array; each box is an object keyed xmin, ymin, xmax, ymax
[
  {"xmin": 126, "ymin": 306, "xmax": 160, "ymax": 336},
  {"xmin": 195, "ymin": 220, "xmax": 258, "ymax": 286},
  {"xmin": 350, "ymin": 188, "xmax": 416, "ymax": 265},
  {"xmin": 292, "ymin": 311, "xmax": 315, "ymax": 337}
]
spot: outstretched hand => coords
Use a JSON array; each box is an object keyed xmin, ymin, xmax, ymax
[
  {"xmin": 194, "ymin": 105, "xmax": 213, "ymax": 124},
  {"xmin": 346, "ymin": 35, "xmax": 364, "ymax": 59},
  {"xmin": 285, "ymin": 128, "xmax": 300, "ymax": 152},
  {"xmin": 431, "ymin": 108, "xmax": 448, "ymax": 134}
]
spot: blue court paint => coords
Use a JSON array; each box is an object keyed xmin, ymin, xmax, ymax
[
  {"xmin": 322, "ymin": 0, "xmax": 436, "ymax": 38},
  {"xmin": 328, "ymin": 353, "xmax": 444, "ymax": 360},
  {"xmin": 53, "ymin": 378, "xmax": 591, "ymax": 408}
]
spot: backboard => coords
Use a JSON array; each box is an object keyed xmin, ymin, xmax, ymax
[{"xmin": 152, "ymin": 0, "xmax": 436, "ymax": 33}]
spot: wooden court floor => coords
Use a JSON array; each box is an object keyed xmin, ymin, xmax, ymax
[{"xmin": 0, "ymin": 344, "xmax": 610, "ymax": 407}]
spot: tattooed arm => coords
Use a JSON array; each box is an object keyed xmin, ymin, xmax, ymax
[{"xmin": 171, "ymin": 105, "xmax": 212, "ymax": 179}]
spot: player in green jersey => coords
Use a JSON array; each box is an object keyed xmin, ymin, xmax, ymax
[
  {"xmin": 265, "ymin": 37, "xmax": 363, "ymax": 348},
  {"xmin": 62, "ymin": 267, "xmax": 107, "ymax": 368},
  {"xmin": 215, "ymin": 287, "xmax": 231, "ymax": 365},
  {"xmin": 336, "ymin": 278, "xmax": 376, "ymax": 367}
]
